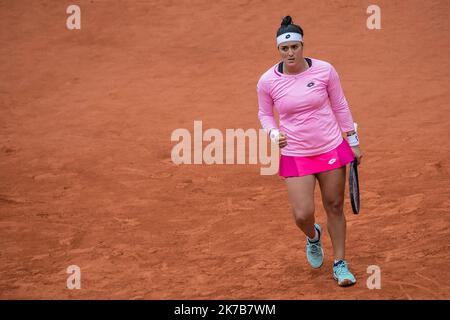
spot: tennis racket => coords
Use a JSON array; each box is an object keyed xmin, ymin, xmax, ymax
[{"xmin": 348, "ymin": 158, "xmax": 360, "ymax": 214}]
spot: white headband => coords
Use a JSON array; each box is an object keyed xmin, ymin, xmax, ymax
[{"xmin": 276, "ymin": 32, "xmax": 303, "ymax": 46}]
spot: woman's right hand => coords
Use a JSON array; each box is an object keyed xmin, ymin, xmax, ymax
[{"xmin": 279, "ymin": 132, "xmax": 288, "ymax": 148}]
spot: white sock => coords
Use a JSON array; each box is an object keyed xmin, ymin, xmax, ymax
[{"xmin": 307, "ymin": 227, "xmax": 319, "ymax": 242}]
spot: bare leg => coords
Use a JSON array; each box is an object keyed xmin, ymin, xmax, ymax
[
  {"xmin": 316, "ymin": 166, "xmax": 347, "ymax": 261},
  {"xmin": 284, "ymin": 175, "xmax": 317, "ymax": 239}
]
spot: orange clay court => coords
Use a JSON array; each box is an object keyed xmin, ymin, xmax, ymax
[{"xmin": 0, "ymin": 0, "xmax": 449, "ymax": 299}]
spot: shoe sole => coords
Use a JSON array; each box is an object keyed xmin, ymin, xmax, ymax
[{"xmin": 333, "ymin": 275, "xmax": 356, "ymax": 287}]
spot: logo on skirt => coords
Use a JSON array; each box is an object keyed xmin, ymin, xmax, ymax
[{"xmin": 328, "ymin": 158, "xmax": 336, "ymax": 165}]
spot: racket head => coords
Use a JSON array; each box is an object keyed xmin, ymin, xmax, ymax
[{"xmin": 349, "ymin": 158, "xmax": 360, "ymax": 214}]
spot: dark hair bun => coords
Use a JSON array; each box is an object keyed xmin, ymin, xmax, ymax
[
  {"xmin": 281, "ymin": 16, "xmax": 292, "ymax": 26},
  {"xmin": 276, "ymin": 15, "xmax": 303, "ymax": 38}
]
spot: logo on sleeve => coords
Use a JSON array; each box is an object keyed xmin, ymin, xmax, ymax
[
  {"xmin": 328, "ymin": 158, "xmax": 336, "ymax": 165},
  {"xmin": 307, "ymin": 81, "xmax": 315, "ymax": 87}
]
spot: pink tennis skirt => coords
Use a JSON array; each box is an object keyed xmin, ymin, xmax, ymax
[{"xmin": 279, "ymin": 138, "xmax": 355, "ymax": 178}]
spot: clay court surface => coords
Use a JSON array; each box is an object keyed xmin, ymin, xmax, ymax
[{"xmin": 1, "ymin": 0, "xmax": 449, "ymax": 299}]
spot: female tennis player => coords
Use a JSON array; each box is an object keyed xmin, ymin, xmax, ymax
[{"xmin": 257, "ymin": 16, "xmax": 363, "ymax": 287}]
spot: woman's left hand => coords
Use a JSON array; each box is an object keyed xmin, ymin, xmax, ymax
[{"xmin": 351, "ymin": 146, "xmax": 363, "ymax": 165}]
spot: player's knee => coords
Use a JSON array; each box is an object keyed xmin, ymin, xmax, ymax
[
  {"xmin": 293, "ymin": 206, "xmax": 314, "ymax": 226},
  {"xmin": 324, "ymin": 199, "xmax": 344, "ymax": 215}
]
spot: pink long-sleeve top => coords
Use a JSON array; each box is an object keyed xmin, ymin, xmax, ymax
[{"xmin": 257, "ymin": 57, "xmax": 355, "ymax": 156}]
